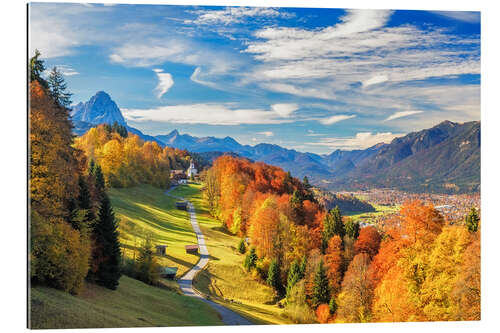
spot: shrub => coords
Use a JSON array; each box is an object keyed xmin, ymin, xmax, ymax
[{"xmin": 316, "ymin": 303, "xmax": 331, "ymax": 323}]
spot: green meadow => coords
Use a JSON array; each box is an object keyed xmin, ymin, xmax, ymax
[
  {"xmin": 177, "ymin": 183, "xmax": 293, "ymax": 325},
  {"xmin": 30, "ymin": 275, "xmax": 223, "ymax": 329},
  {"xmin": 109, "ymin": 185, "xmax": 199, "ymax": 278}
]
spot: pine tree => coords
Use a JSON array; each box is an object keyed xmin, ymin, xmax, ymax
[
  {"xmin": 91, "ymin": 163, "xmax": 106, "ymax": 195},
  {"xmin": 90, "ymin": 193, "xmax": 121, "ymax": 289},
  {"xmin": 303, "ymin": 176, "xmax": 311, "ymax": 189},
  {"xmin": 29, "ymin": 49, "xmax": 48, "ymax": 87},
  {"xmin": 267, "ymin": 258, "xmax": 283, "ymax": 296},
  {"xmin": 290, "ymin": 189, "xmax": 304, "ymax": 224},
  {"xmin": 465, "ymin": 207, "xmax": 479, "ymax": 232},
  {"xmin": 286, "ymin": 259, "xmax": 302, "ymax": 300},
  {"xmin": 136, "ymin": 235, "xmax": 159, "ymax": 285},
  {"xmin": 47, "ymin": 67, "xmax": 72, "ymax": 108},
  {"xmin": 345, "ymin": 220, "xmax": 360, "ymax": 239},
  {"xmin": 322, "ymin": 206, "xmax": 345, "ymax": 252},
  {"xmin": 244, "ymin": 247, "xmax": 258, "ymax": 271},
  {"xmin": 238, "ymin": 239, "xmax": 246, "ymax": 254},
  {"xmin": 299, "ymin": 255, "xmax": 307, "ymax": 278},
  {"xmin": 311, "ymin": 260, "xmax": 331, "ymax": 308},
  {"xmin": 329, "ymin": 295, "xmax": 338, "ymax": 315}
]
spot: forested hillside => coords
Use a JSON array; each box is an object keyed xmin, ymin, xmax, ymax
[
  {"xmin": 30, "ymin": 51, "xmax": 121, "ymax": 296},
  {"xmin": 74, "ymin": 124, "xmax": 192, "ymax": 188},
  {"xmin": 202, "ymin": 155, "xmax": 481, "ymax": 323}
]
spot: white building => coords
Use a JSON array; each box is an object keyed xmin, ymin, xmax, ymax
[{"xmin": 187, "ymin": 161, "xmax": 197, "ymax": 178}]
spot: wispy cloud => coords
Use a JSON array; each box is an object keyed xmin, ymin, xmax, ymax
[
  {"xmin": 271, "ymin": 103, "xmax": 299, "ymax": 117},
  {"xmin": 122, "ymin": 103, "xmax": 298, "ymax": 126},
  {"xmin": 257, "ymin": 131, "xmax": 274, "ymax": 137},
  {"xmin": 153, "ymin": 69, "xmax": 174, "ymax": 99},
  {"xmin": 309, "ymin": 132, "xmax": 404, "ymax": 150},
  {"xmin": 320, "ymin": 114, "xmax": 356, "ymax": 125},
  {"xmin": 185, "ymin": 6, "xmax": 293, "ymax": 25},
  {"xmin": 430, "ymin": 11, "xmax": 480, "ymax": 23},
  {"xmin": 385, "ymin": 110, "xmax": 424, "ymax": 121}
]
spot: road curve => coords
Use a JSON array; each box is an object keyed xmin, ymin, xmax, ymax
[{"xmin": 165, "ymin": 187, "xmax": 253, "ymax": 326}]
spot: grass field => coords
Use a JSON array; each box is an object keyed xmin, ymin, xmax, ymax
[
  {"xmin": 30, "ymin": 276, "xmax": 223, "ymax": 329},
  {"xmin": 344, "ymin": 203, "xmax": 400, "ymax": 224},
  {"xmin": 177, "ymin": 183, "xmax": 294, "ymax": 325},
  {"xmin": 109, "ymin": 185, "xmax": 199, "ymax": 278}
]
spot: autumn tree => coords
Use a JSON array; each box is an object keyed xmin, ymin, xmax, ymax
[
  {"xmin": 452, "ymin": 232, "xmax": 480, "ymax": 320},
  {"xmin": 324, "ymin": 235, "xmax": 343, "ymax": 293},
  {"xmin": 250, "ymin": 197, "xmax": 280, "ymax": 258},
  {"xmin": 420, "ymin": 226, "xmax": 472, "ymax": 321},
  {"xmin": 354, "ymin": 226, "xmax": 381, "ymax": 259},
  {"xmin": 336, "ymin": 253, "xmax": 373, "ymax": 323}
]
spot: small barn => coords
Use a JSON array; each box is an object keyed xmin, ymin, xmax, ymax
[
  {"xmin": 155, "ymin": 244, "xmax": 167, "ymax": 256},
  {"xmin": 185, "ymin": 244, "xmax": 198, "ymax": 254},
  {"xmin": 176, "ymin": 201, "xmax": 188, "ymax": 210},
  {"xmin": 159, "ymin": 267, "xmax": 178, "ymax": 279}
]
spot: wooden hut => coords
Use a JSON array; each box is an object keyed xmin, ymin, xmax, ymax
[
  {"xmin": 176, "ymin": 201, "xmax": 188, "ymax": 210},
  {"xmin": 155, "ymin": 244, "xmax": 167, "ymax": 256},
  {"xmin": 185, "ymin": 244, "xmax": 198, "ymax": 254},
  {"xmin": 159, "ymin": 267, "xmax": 178, "ymax": 279}
]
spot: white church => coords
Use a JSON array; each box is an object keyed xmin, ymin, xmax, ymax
[{"xmin": 187, "ymin": 160, "xmax": 197, "ymax": 178}]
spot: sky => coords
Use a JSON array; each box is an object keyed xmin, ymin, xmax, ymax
[{"xmin": 29, "ymin": 2, "xmax": 480, "ymax": 154}]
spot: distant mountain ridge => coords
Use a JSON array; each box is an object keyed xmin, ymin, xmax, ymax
[{"xmin": 71, "ymin": 91, "xmax": 480, "ymax": 194}]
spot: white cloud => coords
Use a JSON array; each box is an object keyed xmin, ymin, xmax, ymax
[
  {"xmin": 47, "ymin": 65, "xmax": 79, "ymax": 76},
  {"xmin": 122, "ymin": 103, "xmax": 298, "ymax": 126},
  {"xmin": 190, "ymin": 67, "xmax": 221, "ymax": 90},
  {"xmin": 430, "ymin": 11, "xmax": 480, "ymax": 23},
  {"xmin": 29, "ymin": 3, "xmax": 110, "ymax": 58},
  {"xmin": 271, "ymin": 103, "xmax": 299, "ymax": 117},
  {"xmin": 309, "ymin": 132, "xmax": 404, "ymax": 150},
  {"xmin": 363, "ymin": 75, "xmax": 388, "ymax": 87},
  {"xmin": 153, "ymin": 69, "xmax": 174, "ymax": 99},
  {"xmin": 185, "ymin": 7, "xmax": 293, "ymax": 26},
  {"xmin": 385, "ymin": 110, "xmax": 424, "ymax": 121},
  {"xmin": 257, "ymin": 131, "xmax": 274, "ymax": 137},
  {"xmin": 320, "ymin": 114, "xmax": 356, "ymax": 125}
]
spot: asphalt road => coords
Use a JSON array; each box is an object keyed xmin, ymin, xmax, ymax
[{"xmin": 165, "ymin": 187, "xmax": 253, "ymax": 326}]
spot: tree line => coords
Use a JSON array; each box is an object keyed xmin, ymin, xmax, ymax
[
  {"xmin": 203, "ymin": 155, "xmax": 481, "ymax": 323},
  {"xmin": 75, "ymin": 125, "xmax": 193, "ymax": 189}
]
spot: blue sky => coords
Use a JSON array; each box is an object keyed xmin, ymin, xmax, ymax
[{"xmin": 29, "ymin": 2, "xmax": 480, "ymax": 154}]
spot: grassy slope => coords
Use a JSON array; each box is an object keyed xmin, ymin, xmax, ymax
[
  {"xmin": 176, "ymin": 183, "xmax": 294, "ymax": 325},
  {"xmin": 344, "ymin": 203, "xmax": 400, "ymax": 223},
  {"xmin": 109, "ymin": 185, "xmax": 199, "ymax": 278},
  {"xmin": 30, "ymin": 276, "xmax": 223, "ymax": 329}
]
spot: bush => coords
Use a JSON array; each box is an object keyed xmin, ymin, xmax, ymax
[
  {"xmin": 316, "ymin": 303, "xmax": 331, "ymax": 323},
  {"xmin": 283, "ymin": 280, "xmax": 316, "ymax": 324}
]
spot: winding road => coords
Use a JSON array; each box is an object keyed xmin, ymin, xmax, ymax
[{"xmin": 165, "ymin": 187, "xmax": 253, "ymax": 326}]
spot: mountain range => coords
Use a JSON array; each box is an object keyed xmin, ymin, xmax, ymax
[{"xmin": 71, "ymin": 91, "xmax": 480, "ymax": 194}]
